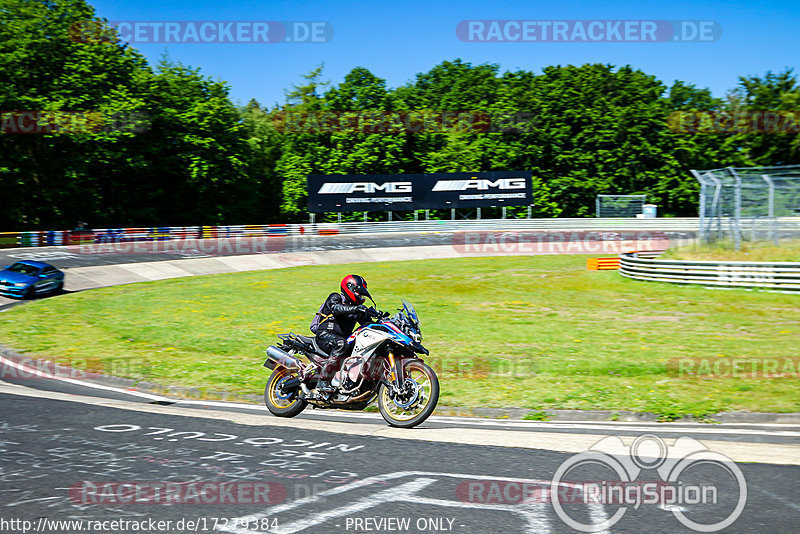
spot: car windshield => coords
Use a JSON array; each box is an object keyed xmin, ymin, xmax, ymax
[
  {"xmin": 401, "ymin": 300, "xmax": 420, "ymax": 328},
  {"xmin": 7, "ymin": 263, "xmax": 40, "ymax": 276}
]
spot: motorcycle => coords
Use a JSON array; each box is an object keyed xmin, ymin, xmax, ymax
[{"xmin": 262, "ymin": 300, "xmax": 439, "ymax": 428}]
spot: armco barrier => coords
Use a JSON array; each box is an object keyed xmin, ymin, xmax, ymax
[
  {"xmin": 314, "ymin": 217, "xmax": 701, "ymax": 234},
  {"xmin": 5, "ymin": 217, "xmax": 800, "ymax": 248},
  {"xmin": 619, "ymin": 252, "xmax": 800, "ymax": 292},
  {"xmin": 19, "ymin": 231, "xmax": 39, "ymax": 246},
  {"xmin": 67, "ymin": 231, "xmax": 94, "ymax": 245},
  {"xmin": 0, "ymin": 232, "xmax": 20, "ymax": 249},
  {"xmin": 311, "ymin": 216, "xmax": 799, "ymax": 235},
  {"xmin": 8, "ymin": 217, "xmax": 798, "ymax": 249}
]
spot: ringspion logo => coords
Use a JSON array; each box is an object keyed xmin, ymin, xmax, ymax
[{"xmin": 550, "ymin": 435, "xmax": 747, "ymax": 532}]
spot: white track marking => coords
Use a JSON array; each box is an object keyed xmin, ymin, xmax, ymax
[
  {"xmin": 0, "ymin": 355, "xmax": 165, "ymax": 401},
  {"xmin": 272, "ymin": 478, "xmax": 438, "ymax": 534},
  {"xmin": 2, "ymin": 353, "xmax": 798, "ymax": 441},
  {"xmin": 757, "ymin": 488, "xmax": 800, "ymax": 512},
  {"xmin": 587, "ymin": 501, "xmax": 612, "ymax": 533},
  {"xmin": 216, "ymin": 471, "xmax": 559, "ymax": 534}
]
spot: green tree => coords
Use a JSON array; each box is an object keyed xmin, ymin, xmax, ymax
[
  {"xmin": 6, "ymin": 2, "xmax": 797, "ymax": 230},
  {"xmin": 727, "ymin": 69, "xmax": 799, "ymax": 164},
  {"xmin": 141, "ymin": 58, "xmax": 253, "ymax": 225},
  {"xmin": 0, "ymin": 0, "xmax": 151, "ymax": 229},
  {"xmin": 240, "ymin": 99, "xmax": 283, "ymax": 221}
]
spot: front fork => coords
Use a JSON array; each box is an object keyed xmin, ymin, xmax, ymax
[{"xmin": 386, "ymin": 352, "xmax": 418, "ymax": 396}]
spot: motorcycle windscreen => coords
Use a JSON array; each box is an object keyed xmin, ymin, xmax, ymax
[{"xmin": 402, "ymin": 300, "xmax": 420, "ymax": 328}]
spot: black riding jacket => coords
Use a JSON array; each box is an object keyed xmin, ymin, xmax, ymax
[{"xmin": 317, "ymin": 292, "xmax": 371, "ymax": 337}]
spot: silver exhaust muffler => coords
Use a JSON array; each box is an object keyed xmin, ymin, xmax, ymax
[{"xmin": 265, "ymin": 345, "xmax": 302, "ymax": 370}]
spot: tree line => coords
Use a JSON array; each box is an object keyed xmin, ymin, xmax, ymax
[{"xmin": 1, "ymin": 0, "xmax": 798, "ymax": 230}]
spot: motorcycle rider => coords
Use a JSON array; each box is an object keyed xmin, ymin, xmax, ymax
[{"xmin": 313, "ymin": 274, "xmax": 380, "ymax": 396}]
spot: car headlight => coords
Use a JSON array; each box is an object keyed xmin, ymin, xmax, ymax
[{"xmin": 14, "ymin": 283, "xmax": 27, "ymax": 287}]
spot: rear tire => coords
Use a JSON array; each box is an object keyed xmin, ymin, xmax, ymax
[
  {"xmin": 378, "ymin": 360, "xmax": 439, "ymax": 428},
  {"xmin": 264, "ymin": 367, "xmax": 307, "ymax": 417}
]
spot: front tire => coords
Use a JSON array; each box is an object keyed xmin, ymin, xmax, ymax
[
  {"xmin": 264, "ymin": 367, "xmax": 307, "ymax": 417},
  {"xmin": 378, "ymin": 360, "xmax": 439, "ymax": 428}
]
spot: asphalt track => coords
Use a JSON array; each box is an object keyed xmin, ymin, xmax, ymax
[
  {"xmin": 0, "ymin": 233, "xmax": 466, "ymax": 269},
  {"xmin": 0, "ymin": 374, "xmax": 798, "ymax": 534},
  {"xmin": 2, "ymin": 231, "xmax": 799, "ymax": 533}
]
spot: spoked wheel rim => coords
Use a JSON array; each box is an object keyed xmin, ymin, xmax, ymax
[
  {"xmin": 268, "ymin": 368, "xmax": 300, "ymax": 409},
  {"xmin": 380, "ymin": 362, "xmax": 435, "ymax": 422}
]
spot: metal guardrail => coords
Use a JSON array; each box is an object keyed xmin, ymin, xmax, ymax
[
  {"xmin": 619, "ymin": 252, "xmax": 800, "ymax": 292},
  {"xmin": 0, "ymin": 225, "xmax": 292, "ymax": 249},
  {"xmin": 313, "ymin": 216, "xmax": 800, "ymax": 236},
  {"xmin": 4, "ymin": 217, "xmax": 799, "ymax": 249},
  {"xmin": 314, "ymin": 217, "xmax": 703, "ymax": 234}
]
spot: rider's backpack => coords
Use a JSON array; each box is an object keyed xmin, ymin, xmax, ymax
[{"xmin": 309, "ymin": 293, "xmax": 336, "ymax": 334}]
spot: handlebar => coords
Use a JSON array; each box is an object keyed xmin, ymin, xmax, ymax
[{"xmin": 363, "ymin": 306, "xmax": 389, "ymax": 322}]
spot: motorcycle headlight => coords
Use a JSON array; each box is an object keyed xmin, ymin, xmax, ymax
[{"xmin": 411, "ymin": 332, "xmax": 422, "ymax": 342}]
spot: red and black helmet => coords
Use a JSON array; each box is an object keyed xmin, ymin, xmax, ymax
[{"xmin": 341, "ymin": 274, "xmax": 371, "ymax": 304}]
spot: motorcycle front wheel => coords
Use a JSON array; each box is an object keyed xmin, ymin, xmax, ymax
[
  {"xmin": 264, "ymin": 367, "xmax": 307, "ymax": 417},
  {"xmin": 378, "ymin": 360, "xmax": 439, "ymax": 428}
]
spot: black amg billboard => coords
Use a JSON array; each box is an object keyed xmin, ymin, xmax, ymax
[{"xmin": 307, "ymin": 171, "xmax": 533, "ymax": 213}]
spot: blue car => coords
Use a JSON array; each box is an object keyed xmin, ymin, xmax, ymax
[{"xmin": 0, "ymin": 261, "xmax": 65, "ymax": 299}]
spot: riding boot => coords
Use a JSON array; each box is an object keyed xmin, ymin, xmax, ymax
[{"xmin": 316, "ymin": 357, "xmax": 339, "ymax": 393}]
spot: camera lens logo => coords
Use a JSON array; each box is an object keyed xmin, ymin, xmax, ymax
[{"xmin": 550, "ymin": 434, "xmax": 747, "ymax": 532}]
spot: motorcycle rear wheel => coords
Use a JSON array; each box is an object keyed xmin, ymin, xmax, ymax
[
  {"xmin": 264, "ymin": 367, "xmax": 307, "ymax": 417},
  {"xmin": 378, "ymin": 360, "xmax": 439, "ymax": 428}
]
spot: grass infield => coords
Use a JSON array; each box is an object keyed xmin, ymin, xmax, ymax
[
  {"xmin": 661, "ymin": 240, "xmax": 800, "ymax": 262},
  {"xmin": 0, "ymin": 255, "xmax": 798, "ymax": 420}
]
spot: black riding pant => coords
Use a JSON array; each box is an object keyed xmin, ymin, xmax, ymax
[{"xmin": 315, "ymin": 331, "xmax": 349, "ymax": 380}]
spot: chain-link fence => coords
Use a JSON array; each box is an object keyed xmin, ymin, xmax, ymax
[
  {"xmin": 595, "ymin": 194, "xmax": 647, "ymax": 217},
  {"xmin": 691, "ymin": 165, "xmax": 800, "ymax": 248}
]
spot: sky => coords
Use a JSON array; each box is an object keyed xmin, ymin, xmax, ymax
[{"xmin": 88, "ymin": 0, "xmax": 799, "ymax": 108}]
